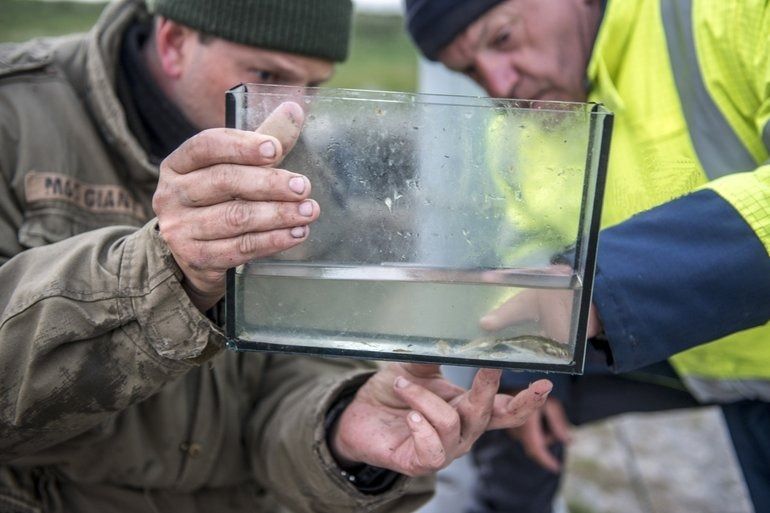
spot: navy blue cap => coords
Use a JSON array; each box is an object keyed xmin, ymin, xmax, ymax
[{"xmin": 405, "ymin": 0, "xmax": 506, "ymax": 61}]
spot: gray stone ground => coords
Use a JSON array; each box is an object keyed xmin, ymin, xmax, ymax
[
  {"xmin": 416, "ymin": 405, "xmax": 755, "ymax": 513},
  {"xmin": 414, "ymin": 367, "xmax": 755, "ymax": 513},
  {"xmin": 561, "ymin": 407, "xmax": 754, "ymax": 513}
]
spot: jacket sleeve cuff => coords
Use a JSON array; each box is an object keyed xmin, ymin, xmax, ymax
[
  {"xmin": 122, "ymin": 219, "xmax": 226, "ymax": 364},
  {"xmin": 593, "ymin": 189, "xmax": 770, "ymax": 373}
]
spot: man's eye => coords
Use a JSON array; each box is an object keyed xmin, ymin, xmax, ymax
[
  {"xmin": 492, "ymin": 30, "xmax": 511, "ymax": 48},
  {"xmin": 252, "ymin": 70, "xmax": 276, "ymax": 82}
]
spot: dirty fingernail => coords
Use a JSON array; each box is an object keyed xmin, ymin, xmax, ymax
[
  {"xmin": 260, "ymin": 140, "xmax": 276, "ymax": 158},
  {"xmin": 290, "ymin": 226, "xmax": 306, "ymax": 238},
  {"xmin": 298, "ymin": 200, "xmax": 313, "ymax": 217},
  {"xmin": 289, "ymin": 176, "xmax": 306, "ymax": 194},
  {"xmin": 395, "ymin": 376, "xmax": 410, "ymax": 389}
]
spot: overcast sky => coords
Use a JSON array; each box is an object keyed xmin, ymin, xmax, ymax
[
  {"xmin": 36, "ymin": 0, "xmax": 403, "ymax": 13},
  {"xmin": 354, "ymin": 0, "xmax": 401, "ymax": 13}
]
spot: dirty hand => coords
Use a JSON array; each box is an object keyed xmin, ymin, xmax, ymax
[
  {"xmin": 153, "ymin": 102, "xmax": 315, "ymax": 311},
  {"xmin": 329, "ymin": 363, "xmax": 552, "ymax": 477},
  {"xmin": 506, "ymin": 395, "xmax": 572, "ymax": 473},
  {"xmin": 479, "ymin": 266, "xmax": 603, "ymax": 343}
]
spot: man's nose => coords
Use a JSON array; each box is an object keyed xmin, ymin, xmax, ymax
[{"xmin": 475, "ymin": 54, "xmax": 518, "ymax": 99}]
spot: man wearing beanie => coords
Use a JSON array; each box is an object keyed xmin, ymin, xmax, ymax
[
  {"xmin": 406, "ymin": 1, "xmax": 770, "ymax": 512},
  {"xmin": 0, "ymin": 1, "xmax": 554, "ymax": 511}
]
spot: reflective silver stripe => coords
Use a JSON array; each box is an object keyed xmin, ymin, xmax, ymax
[
  {"xmin": 661, "ymin": 1, "xmax": 756, "ymax": 178},
  {"xmin": 682, "ymin": 375, "xmax": 770, "ymax": 403}
]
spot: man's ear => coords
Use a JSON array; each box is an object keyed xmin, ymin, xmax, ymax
[{"xmin": 153, "ymin": 17, "xmax": 196, "ymax": 79}]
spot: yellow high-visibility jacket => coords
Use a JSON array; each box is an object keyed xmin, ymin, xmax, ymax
[{"xmin": 587, "ymin": 0, "xmax": 770, "ymax": 401}]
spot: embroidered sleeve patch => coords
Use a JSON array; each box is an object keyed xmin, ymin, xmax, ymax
[{"xmin": 25, "ymin": 171, "xmax": 147, "ymax": 219}]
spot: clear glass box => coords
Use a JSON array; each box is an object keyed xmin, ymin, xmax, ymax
[{"xmin": 225, "ymin": 83, "xmax": 612, "ymax": 373}]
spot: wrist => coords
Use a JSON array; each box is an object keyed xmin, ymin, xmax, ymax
[
  {"xmin": 324, "ymin": 393, "xmax": 402, "ymax": 494},
  {"xmin": 325, "ymin": 393, "xmax": 359, "ymax": 467},
  {"xmin": 181, "ymin": 274, "xmax": 224, "ymax": 313}
]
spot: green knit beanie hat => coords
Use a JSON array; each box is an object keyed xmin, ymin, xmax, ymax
[{"xmin": 146, "ymin": 0, "xmax": 353, "ymax": 62}]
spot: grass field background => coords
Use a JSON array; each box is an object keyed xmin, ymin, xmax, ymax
[{"xmin": 0, "ymin": 0, "xmax": 419, "ymax": 92}]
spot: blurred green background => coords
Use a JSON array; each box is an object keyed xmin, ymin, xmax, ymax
[{"xmin": 0, "ymin": 0, "xmax": 419, "ymax": 91}]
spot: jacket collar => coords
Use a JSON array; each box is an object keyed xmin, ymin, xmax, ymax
[
  {"xmin": 586, "ymin": 0, "xmax": 642, "ymax": 113},
  {"xmin": 118, "ymin": 21, "xmax": 199, "ymax": 164},
  {"xmin": 84, "ymin": 0, "xmax": 159, "ymax": 184}
]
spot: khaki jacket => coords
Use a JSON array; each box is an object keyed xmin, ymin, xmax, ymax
[{"xmin": 0, "ymin": 1, "xmax": 432, "ymax": 511}]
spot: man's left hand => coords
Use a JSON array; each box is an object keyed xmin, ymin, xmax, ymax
[{"xmin": 329, "ymin": 363, "xmax": 552, "ymax": 477}]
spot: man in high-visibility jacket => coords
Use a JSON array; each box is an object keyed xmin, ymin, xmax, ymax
[{"xmin": 406, "ymin": 0, "xmax": 770, "ymax": 511}]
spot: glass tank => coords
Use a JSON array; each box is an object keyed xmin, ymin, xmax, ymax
[{"xmin": 225, "ymin": 83, "xmax": 612, "ymax": 373}]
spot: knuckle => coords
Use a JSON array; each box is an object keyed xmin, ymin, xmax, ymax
[
  {"xmin": 224, "ymin": 201, "xmax": 250, "ymax": 230},
  {"xmin": 434, "ymin": 413, "xmax": 460, "ymax": 435},
  {"xmin": 237, "ymin": 232, "xmax": 260, "ymax": 256},
  {"xmin": 152, "ymin": 182, "xmax": 172, "ymax": 213},
  {"xmin": 158, "ymin": 154, "xmax": 179, "ymax": 175},
  {"xmin": 158, "ymin": 174, "xmax": 200, "ymax": 208},
  {"xmin": 197, "ymin": 128, "xmax": 220, "ymax": 148},
  {"xmin": 151, "ymin": 191, "xmax": 164, "ymax": 213},
  {"xmin": 152, "ymin": 196, "xmax": 165, "ymax": 215},
  {"xmin": 187, "ymin": 130, "xmax": 213, "ymax": 162}
]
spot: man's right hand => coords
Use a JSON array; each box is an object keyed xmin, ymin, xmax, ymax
[
  {"xmin": 506, "ymin": 395, "xmax": 572, "ymax": 473},
  {"xmin": 330, "ymin": 363, "xmax": 553, "ymax": 477},
  {"xmin": 152, "ymin": 102, "xmax": 317, "ymax": 311}
]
